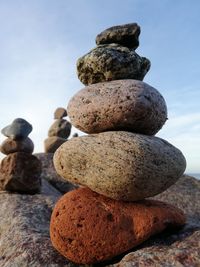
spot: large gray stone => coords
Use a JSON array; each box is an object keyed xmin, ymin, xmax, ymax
[
  {"xmin": 67, "ymin": 80, "xmax": 167, "ymax": 135},
  {"xmin": 1, "ymin": 118, "xmax": 32, "ymax": 140},
  {"xmin": 77, "ymin": 44, "xmax": 150, "ymax": 85},
  {"xmin": 53, "ymin": 131, "xmax": 186, "ymax": 201},
  {"xmin": 96, "ymin": 23, "xmax": 141, "ymax": 49}
]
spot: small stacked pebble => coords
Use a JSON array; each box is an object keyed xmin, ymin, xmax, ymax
[
  {"xmin": 0, "ymin": 118, "xmax": 42, "ymax": 194},
  {"xmin": 72, "ymin": 132, "xmax": 78, "ymax": 138},
  {"xmin": 50, "ymin": 23, "xmax": 187, "ymax": 264},
  {"xmin": 44, "ymin": 107, "xmax": 72, "ymax": 153}
]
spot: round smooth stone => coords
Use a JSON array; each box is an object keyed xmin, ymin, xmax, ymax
[
  {"xmin": 72, "ymin": 133, "xmax": 79, "ymax": 138},
  {"xmin": 54, "ymin": 131, "xmax": 186, "ymax": 202},
  {"xmin": 50, "ymin": 187, "xmax": 186, "ymax": 264},
  {"xmin": 0, "ymin": 137, "xmax": 34, "ymax": 155},
  {"xmin": 48, "ymin": 119, "xmax": 71, "ymax": 139},
  {"xmin": 77, "ymin": 44, "xmax": 150, "ymax": 85},
  {"xmin": 1, "ymin": 118, "xmax": 32, "ymax": 140},
  {"xmin": 44, "ymin": 136, "xmax": 67, "ymax": 153},
  {"xmin": 67, "ymin": 80, "xmax": 167, "ymax": 135},
  {"xmin": 54, "ymin": 107, "xmax": 67, "ymax": 119},
  {"xmin": 0, "ymin": 152, "xmax": 41, "ymax": 194},
  {"xmin": 96, "ymin": 23, "xmax": 141, "ymax": 49}
]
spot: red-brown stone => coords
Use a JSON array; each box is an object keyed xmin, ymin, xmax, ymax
[
  {"xmin": 0, "ymin": 152, "xmax": 42, "ymax": 194},
  {"xmin": 50, "ymin": 187, "xmax": 186, "ymax": 264}
]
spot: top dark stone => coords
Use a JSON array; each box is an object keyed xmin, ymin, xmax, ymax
[
  {"xmin": 1, "ymin": 118, "xmax": 33, "ymax": 140},
  {"xmin": 54, "ymin": 107, "xmax": 67, "ymax": 119},
  {"xmin": 96, "ymin": 23, "xmax": 141, "ymax": 49}
]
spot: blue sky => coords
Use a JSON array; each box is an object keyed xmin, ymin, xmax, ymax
[{"xmin": 0, "ymin": 0, "xmax": 199, "ymax": 173}]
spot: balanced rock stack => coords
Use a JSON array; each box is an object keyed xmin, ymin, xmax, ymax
[
  {"xmin": 44, "ymin": 107, "xmax": 72, "ymax": 153},
  {"xmin": 50, "ymin": 23, "xmax": 187, "ymax": 264},
  {"xmin": 0, "ymin": 118, "xmax": 42, "ymax": 194}
]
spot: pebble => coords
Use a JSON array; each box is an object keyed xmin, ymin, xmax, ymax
[
  {"xmin": 1, "ymin": 118, "xmax": 32, "ymax": 140},
  {"xmin": 54, "ymin": 107, "xmax": 67, "ymax": 119},
  {"xmin": 0, "ymin": 137, "xmax": 34, "ymax": 155},
  {"xmin": 44, "ymin": 136, "xmax": 67, "ymax": 153},
  {"xmin": 48, "ymin": 119, "xmax": 71, "ymax": 139},
  {"xmin": 72, "ymin": 133, "xmax": 79, "ymax": 138},
  {"xmin": 96, "ymin": 23, "xmax": 141, "ymax": 49}
]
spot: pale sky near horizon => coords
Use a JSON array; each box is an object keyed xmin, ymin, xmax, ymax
[{"xmin": 0, "ymin": 0, "xmax": 199, "ymax": 173}]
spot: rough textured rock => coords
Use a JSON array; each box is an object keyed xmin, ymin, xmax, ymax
[
  {"xmin": 1, "ymin": 118, "xmax": 32, "ymax": 140},
  {"xmin": 77, "ymin": 44, "xmax": 150, "ymax": 85},
  {"xmin": 0, "ymin": 175, "xmax": 199, "ymax": 266},
  {"xmin": 109, "ymin": 175, "xmax": 200, "ymax": 267},
  {"xmin": 35, "ymin": 153, "xmax": 77, "ymax": 194},
  {"xmin": 54, "ymin": 107, "xmax": 68, "ymax": 119},
  {"xmin": 0, "ymin": 152, "xmax": 41, "ymax": 194},
  {"xmin": 0, "ymin": 137, "xmax": 34, "ymax": 155},
  {"xmin": 67, "ymin": 80, "xmax": 167, "ymax": 135},
  {"xmin": 48, "ymin": 119, "xmax": 72, "ymax": 139},
  {"xmin": 50, "ymin": 187, "xmax": 185, "ymax": 265},
  {"xmin": 54, "ymin": 131, "xmax": 186, "ymax": 201},
  {"xmin": 96, "ymin": 23, "xmax": 141, "ymax": 49},
  {"xmin": 0, "ymin": 179, "xmax": 71, "ymax": 267},
  {"xmin": 44, "ymin": 136, "xmax": 67, "ymax": 153}
]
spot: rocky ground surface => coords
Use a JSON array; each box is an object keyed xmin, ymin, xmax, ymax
[
  {"xmin": 0, "ymin": 179, "xmax": 69, "ymax": 267},
  {"xmin": 0, "ymin": 154, "xmax": 199, "ymax": 267},
  {"xmin": 109, "ymin": 174, "xmax": 200, "ymax": 267}
]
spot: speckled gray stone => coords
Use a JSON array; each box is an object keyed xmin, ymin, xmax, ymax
[
  {"xmin": 77, "ymin": 44, "xmax": 150, "ymax": 85},
  {"xmin": 53, "ymin": 131, "xmax": 186, "ymax": 201},
  {"xmin": 96, "ymin": 23, "xmax": 140, "ymax": 49},
  {"xmin": 1, "ymin": 118, "xmax": 32, "ymax": 140},
  {"xmin": 67, "ymin": 80, "xmax": 167, "ymax": 135},
  {"xmin": 48, "ymin": 119, "xmax": 71, "ymax": 138},
  {"xmin": 0, "ymin": 137, "xmax": 34, "ymax": 155}
]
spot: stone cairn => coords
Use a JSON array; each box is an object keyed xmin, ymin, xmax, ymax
[
  {"xmin": 0, "ymin": 118, "xmax": 42, "ymax": 194},
  {"xmin": 50, "ymin": 23, "xmax": 187, "ymax": 264},
  {"xmin": 44, "ymin": 107, "xmax": 72, "ymax": 153}
]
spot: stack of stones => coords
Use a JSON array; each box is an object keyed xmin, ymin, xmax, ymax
[
  {"xmin": 44, "ymin": 107, "xmax": 72, "ymax": 153},
  {"xmin": 0, "ymin": 118, "xmax": 41, "ymax": 194},
  {"xmin": 50, "ymin": 23, "xmax": 187, "ymax": 264}
]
